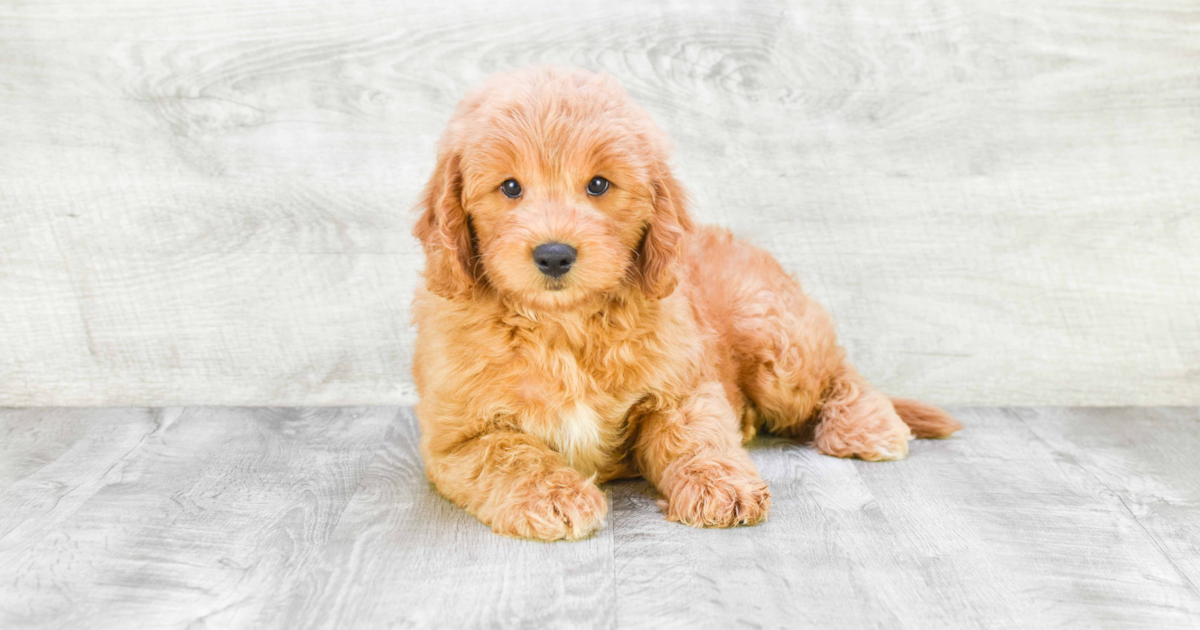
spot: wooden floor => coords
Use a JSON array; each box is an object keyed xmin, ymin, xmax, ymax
[{"xmin": 1, "ymin": 407, "xmax": 1198, "ymax": 628}]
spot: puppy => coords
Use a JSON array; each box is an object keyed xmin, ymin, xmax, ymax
[{"xmin": 412, "ymin": 67, "xmax": 961, "ymax": 541}]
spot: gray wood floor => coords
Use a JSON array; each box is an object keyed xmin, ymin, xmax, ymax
[{"xmin": 2, "ymin": 407, "xmax": 1198, "ymax": 628}]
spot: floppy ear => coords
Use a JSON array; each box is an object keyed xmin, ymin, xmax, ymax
[
  {"xmin": 413, "ymin": 150, "xmax": 477, "ymax": 299},
  {"xmin": 637, "ymin": 165, "xmax": 694, "ymax": 300}
]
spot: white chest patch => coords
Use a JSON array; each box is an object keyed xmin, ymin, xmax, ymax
[
  {"xmin": 526, "ymin": 393, "xmax": 644, "ymax": 477},
  {"xmin": 544, "ymin": 401, "xmax": 606, "ymax": 475}
]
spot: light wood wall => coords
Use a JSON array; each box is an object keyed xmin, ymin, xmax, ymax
[{"xmin": 2, "ymin": 0, "xmax": 1197, "ymax": 406}]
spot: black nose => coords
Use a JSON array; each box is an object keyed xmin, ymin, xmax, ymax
[{"xmin": 532, "ymin": 242, "xmax": 577, "ymax": 279}]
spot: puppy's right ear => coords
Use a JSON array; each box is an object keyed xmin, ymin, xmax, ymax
[{"xmin": 414, "ymin": 149, "xmax": 476, "ymax": 299}]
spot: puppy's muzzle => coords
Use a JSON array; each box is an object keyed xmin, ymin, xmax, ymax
[{"xmin": 533, "ymin": 242, "xmax": 576, "ymax": 279}]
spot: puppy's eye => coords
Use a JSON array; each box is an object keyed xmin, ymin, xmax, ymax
[
  {"xmin": 586, "ymin": 176, "xmax": 610, "ymax": 196},
  {"xmin": 500, "ymin": 179, "xmax": 522, "ymax": 199}
]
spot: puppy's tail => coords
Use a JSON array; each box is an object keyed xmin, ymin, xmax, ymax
[{"xmin": 891, "ymin": 398, "xmax": 962, "ymax": 439}]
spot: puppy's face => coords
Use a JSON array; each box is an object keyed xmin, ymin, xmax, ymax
[{"xmin": 415, "ymin": 68, "xmax": 692, "ymax": 310}]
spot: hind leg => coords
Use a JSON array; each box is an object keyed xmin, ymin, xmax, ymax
[
  {"xmin": 741, "ymin": 330, "xmax": 913, "ymax": 461},
  {"xmin": 725, "ymin": 275, "xmax": 912, "ymax": 459},
  {"xmin": 809, "ymin": 363, "xmax": 912, "ymax": 461},
  {"xmin": 732, "ymin": 290, "xmax": 913, "ymax": 460},
  {"xmin": 686, "ymin": 227, "xmax": 922, "ymax": 461}
]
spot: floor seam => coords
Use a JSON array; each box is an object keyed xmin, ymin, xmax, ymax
[
  {"xmin": 1013, "ymin": 410, "xmax": 1200, "ymax": 603},
  {"xmin": 0, "ymin": 408, "xmax": 163, "ymax": 544}
]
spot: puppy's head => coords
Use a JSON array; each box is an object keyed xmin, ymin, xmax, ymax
[{"xmin": 414, "ymin": 67, "xmax": 692, "ymax": 310}]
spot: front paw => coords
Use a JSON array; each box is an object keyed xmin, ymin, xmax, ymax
[
  {"xmin": 489, "ymin": 468, "xmax": 608, "ymax": 541},
  {"xmin": 660, "ymin": 457, "xmax": 771, "ymax": 528}
]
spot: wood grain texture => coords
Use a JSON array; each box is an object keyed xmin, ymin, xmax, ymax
[
  {"xmin": 2, "ymin": 406, "xmax": 1199, "ymax": 628},
  {"xmin": 278, "ymin": 409, "xmax": 616, "ymax": 630},
  {"xmin": 0, "ymin": 407, "xmax": 396, "ymax": 628},
  {"xmin": 1, "ymin": 0, "xmax": 1198, "ymax": 406}
]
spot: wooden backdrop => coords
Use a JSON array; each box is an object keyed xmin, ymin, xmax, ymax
[{"xmin": 2, "ymin": 0, "xmax": 1197, "ymax": 407}]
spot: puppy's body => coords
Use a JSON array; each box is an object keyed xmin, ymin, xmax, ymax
[{"xmin": 413, "ymin": 68, "xmax": 960, "ymax": 540}]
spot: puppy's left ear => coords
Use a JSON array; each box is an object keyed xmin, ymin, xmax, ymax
[{"xmin": 637, "ymin": 164, "xmax": 694, "ymax": 300}]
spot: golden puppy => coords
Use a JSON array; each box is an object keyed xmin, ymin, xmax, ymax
[{"xmin": 412, "ymin": 67, "xmax": 961, "ymax": 541}]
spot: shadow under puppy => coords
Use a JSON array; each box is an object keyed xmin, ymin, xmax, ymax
[{"xmin": 412, "ymin": 67, "xmax": 961, "ymax": 541}]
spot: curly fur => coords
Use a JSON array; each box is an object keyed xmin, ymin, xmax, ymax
[{"xmin": 412, "ymin": 67, "xmax": 961, "ymax": 541}]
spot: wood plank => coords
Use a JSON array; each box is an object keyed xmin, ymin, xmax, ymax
[
  {"xmin": 3, "ymin": 407, "xmax": 1200, "ymax": 627},
  {"xmin": 2, "ymin": 0, "xmax": 1199, "ymax": 406},
  {"xmin": 0, "ymin": 408, "xmax": 159, "ymax": 536},
  {"xmin": 1013, "ymin": 407, "xmax": 1200, "ymax": 600},
  {"xmin": 278, "ymin": 407, "xmax": 616, "ymax": 630},
  {"xmin": 0, "ymin": 407, "xmax": 395, "ymax": 629},
  {"xmin": 614, "ymin": 408, "xmax": 1200, "ymax": 627}
]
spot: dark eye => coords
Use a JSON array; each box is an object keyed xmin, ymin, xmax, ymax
[
  {"xmin": 500, "ymin": 179, "xmax": 522, "ymax": 198},
  {"xmin": 586, "ymin": 176, "xmax": 610, "ymax": 196}
]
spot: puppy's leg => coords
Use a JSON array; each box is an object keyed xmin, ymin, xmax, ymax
[
  {"xmin": 743, "ymin": 331, "xmax": 958, "ymax": 459},
  {"xmin": 633, "ymin": 382, "xmax": 771, "ymax": 527},
  {"xmin": 809, "ymin": 363, "xmax": 914, "ymax": 461},
  {"xmin": 689, "ymin": 231, "xmax": 952, "ymax": 459},
  {"xmin": 730, "ymin": 294, "xmax": 915, "ymax": 459},
  {"xmin": 426, "ymin": 430, "xmax": 607, "ymax": 541},
  {"xmin": 752, "ymin": 358, "xmax": 960, "ymax": 460}
]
